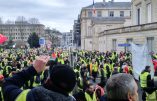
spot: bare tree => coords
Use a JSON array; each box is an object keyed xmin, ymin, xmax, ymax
[
  {"xmin": 28, "ymin": 18, "xmax": 41, "ymax": 38},
  {"xmin": 28, "ymin": 18, "xmax": 40, "ymax": 24},
  {"xmin": 5, "ymin": 19, "xmax": 14, "ymax": 24},
  {"xmin": 5, "ymin": 19, "xmax": 15, "ymax": 40},
  {"xmin": 45, "ymin": 28, "xmax": 61, "ymax": 47}
]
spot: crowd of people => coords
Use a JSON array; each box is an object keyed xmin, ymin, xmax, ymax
[{"xmin": 0, "ymin": 48, "xmax": 157, "ymax": 101}]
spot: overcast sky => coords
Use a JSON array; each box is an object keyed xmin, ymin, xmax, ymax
[{"xmin": 0, "ymin": 0, "xmax": 131, "ymax": 32}]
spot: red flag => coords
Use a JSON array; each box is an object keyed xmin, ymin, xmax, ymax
[
  {"xmin": 92, "ymin": 0, "xmax": 96, "ymax": 16},
  {"xmin": 0, "ymin": 34, "xmax": 7, "ymax": 44}
]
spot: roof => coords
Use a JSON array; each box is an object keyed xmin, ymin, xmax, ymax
[
  {"xmin": 83, "ymin": 2, "xmax": 131, "ymax": 9},
  {"xmin": 92, "ymin": 17, "xmax": 125, "ymax": 24}
]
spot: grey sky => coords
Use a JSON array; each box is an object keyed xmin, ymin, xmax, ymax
[{"xmin": 0, "ymin": 0, "xmax": 131, "ymax": 32}]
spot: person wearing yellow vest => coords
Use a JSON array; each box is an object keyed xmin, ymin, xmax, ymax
[
  {"xmin": 92, "ymin": 59, "xmax": 98, "ymax": 82},
  {"xmin": 57, "ymin": 55, "xmax": 65, "ymax": 65},
  {"xmin": 32, "ymin": 72, "xmax": 44, "ymax": 87},
  {"xmin": 85, "ymin": 82, "xmax": 97, "ymax": 101},
  {"xmin": 2, "ymin": 56, "xmax": 76, "ymax": 101},
  {"xmin": 140, "ymin": 66, "xmax": 157, "ymax": 101},
  {"xmin": 104, "ymin": 60, "xmax": 111, "ymax": 79},
  {"xmin": 0, "ymin": 74, "xmax": 4, "ymax": 101}
]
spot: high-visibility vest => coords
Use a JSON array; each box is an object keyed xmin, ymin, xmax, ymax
[
  {"xmin": 33, "ymin": 72, "xmax": 44, "ymax": 87},
  {"xmin": 85, "ymin": 92, "xmax": 97, "ymax": 101},
  {"xmin": 78, "ymin": 77, "xmax": 83, "ymax": 91},
  {"xmin": 117, "ymin": 67, "xmax": 121, "ymax": 73},
  {"xmin": 98, "ymin": 68, "xmax": 106, "ymax": 78},
  {"xmin": 104, "ymin": 64, "xmax": 111, "ymax": 74},
  {"xmin": 146, "ymin": 91, "xmax": 157, "ymax": 101},
  {"xmin": 16, "ymin": 89, "xmax": 30, "ymax": 101},
  {"xmin": 93, "ymin": 63, "xmax": 98, "ymax": 72},
  {"xmin": 140, "ymin": 72, "xmax": 149, "ymax": 88},
  {"xmin": 0, "ymin": 87, "xmax": 4, "ymax": 101},
  {"xmin": 58, "ymin": 58, "xmax": 64, "ymax": 64}
]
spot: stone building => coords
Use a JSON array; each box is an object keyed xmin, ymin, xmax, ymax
[
  {"xmin": 73, "ymin": 15, "xmax": 81, "ymax": 48},
  {"xmin": 61, "ymin": 30, "xmax": 73, "ymax": 48},
  {"xmin": 0, "ymin": 21, "xmax": 45, "ymax": 45},
  {"xmin": 96, "ymin": 0, "xmax": 157, "ymax": 53},
  {"xmin": 81, "ymin": 0, "xmax": 132, "ymax": 50}
]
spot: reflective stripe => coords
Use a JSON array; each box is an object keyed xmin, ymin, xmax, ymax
[
  {"xmin": 93, "ymin": 63, "xmax": 98, "ymax": 72},
  {"xmin": 0, "ymin": 87, "xmax": 4, "ymax": 101},
  {"xmin": 85, "ymin": 92, "xmax": 97, "ymax": 101},
  {"xmin": 58, "ymin": 59, "xmax": 64, "ymax": 64},
  {"xmin": 140, "ymin": 72, "xmax": 149, "ymax": 88},
  {"xmin": 146, "ymin": 91, "xmax": 157, "ymax": 101},
  {"xmin": 16, "ymin": 89, "xmax": 30, "ymax": 101}
]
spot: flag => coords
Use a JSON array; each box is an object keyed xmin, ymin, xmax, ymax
[
  {"xmin": 131, "ymin": 43, "xmax": 154, "ymax": 80},
  {"xmin": 92, "ymin": 0, "xmax": 96, "ymax": 16},
  {"xmin": 0, "ymin": 34, "xmax": 7, "ymax": 44}
]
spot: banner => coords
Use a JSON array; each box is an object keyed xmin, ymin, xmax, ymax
[
  {"xmin": 0, "ymin": 34, "xmax": 7, "ymax": 44},
  {"xmin": 131, "ymin": 43, "xmax": 154, "ymax": 80}
]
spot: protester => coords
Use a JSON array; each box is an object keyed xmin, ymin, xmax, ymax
[
  {"xmin": 140, "ymin": 66, "xmax": 157, "ymax": 101},
  {"xmin": 1, "ymin": 48, "xmax": 157, "ymax": 101},
  {"xmin": 105, "ymin": 73, "xmax": 139, "ymax": 101},
  {"xmin": 2, "ymin": 56, "xmax": 76, "ymax": 101}
]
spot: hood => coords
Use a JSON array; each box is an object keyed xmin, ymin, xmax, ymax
[{"xmin": 29, "ymin": 86, "xmax": 76, "ymax": 101}]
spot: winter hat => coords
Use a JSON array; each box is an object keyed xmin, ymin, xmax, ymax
[{"xmin": 50, "ymin": 65, "xmax": 76, "ymax": 93}]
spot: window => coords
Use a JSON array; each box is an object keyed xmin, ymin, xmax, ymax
[
  {"xmin": 137, "ymin": 8, "xmax": 141, "ymax": 25},
  {"xmin": 97, "ymin": 11, "xmax": 102, "ymax": 17},
  {"xmin": 112, "ymin": 39, "xmax": 117, "ymax": 51},
  {"xmin": 147, "ymin": 37, "xmax": 154, "ymax": 52},
  {"xmin": 88, "ymin": 11, "xmax": 92, "ymax": 17},
  {"xmin": 109, "ymin": 11, "xmax": 114, "ymax": 17},
  {"xmin": 147, "ymin": 3, "xmax": 152, "ymax": 23},
  {"xmin": 120, "ymin": 11, "xmax": 124, "ymax": 17},
  {"xmin": 126, "ymin": 38, "xmax": 133, "ymax": 52},
  {"xmin": 88, "ymin": 26, "xmax": 92, "ymax": 36}
]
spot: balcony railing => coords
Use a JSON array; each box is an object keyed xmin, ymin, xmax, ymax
[{"xmin": 99, "ymin": 22, "xmax": 157, "ymax": 36}]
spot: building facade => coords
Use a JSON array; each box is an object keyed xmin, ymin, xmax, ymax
[
  {"xmin": 81, "ymin": 0, "xmax": 132, "ymax": 50},
  {"xmin": 0, "ymin": 21, "xmax": 45, "ymax": 43},
  {"xmin": 132, "ymin": 0, "xmax": 157, "ymax": 25},
  {"xmin": 84, "ymin": 0, "xmax": 157, "ymax": 53},
  {"xmin": 73, "ymin": 15, "xmax": 81, "ymax": 48},
  {"xmin": 61, "ymin": 30, "xmax": 73, "ymax": 48}
]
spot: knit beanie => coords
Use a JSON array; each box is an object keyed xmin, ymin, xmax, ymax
[{"xmin": 50, "ymin": 65, "xmax": 76, "ymax": 93}]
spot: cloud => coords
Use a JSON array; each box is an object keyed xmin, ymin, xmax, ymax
[{"xmin": 0, "ymin": 0, "xmax": 131, "ymax": 32}]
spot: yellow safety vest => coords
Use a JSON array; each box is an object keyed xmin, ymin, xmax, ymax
[
  {"xmin": 140, "ymin": 72, "xmax": 149, "ymax": 88},
  {"xmin": 104, "ymin": 64, "xmax": 111, "ymax": 74},
  {"xmin": 16, "ymin": 89, "xmax": 30, "ymax": 101},
  {"xmin": 78, "ymin": 77, "xmax": 83, "ymax": 91},
  {"xmin": 33, "ymin": 72, "xmax": 44, "ymax": 87},
  {"xmin": 146, "ymin": 91, "xmax": 157, "ymax": 101},
  {"xmin": 58, "ymin": 58, "xmax": 64, "ymax": 64},
  {"xmin": 93, "ymin": 63, "xmax": 98, "ymax": 72},
  {"xmin": 85, "ymin": 92, "xmax": 97, "ymax": 101},
  {"xmin": 0, "ymin": 87, "xmax": 4, "ymax": 101}
]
